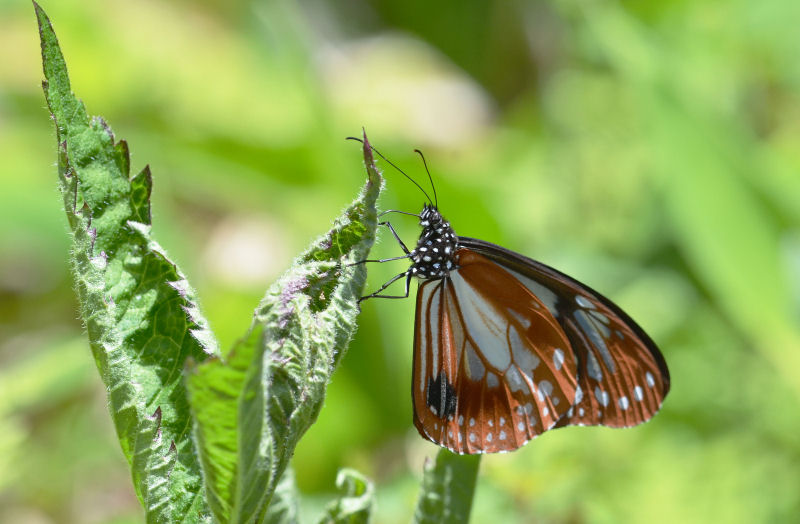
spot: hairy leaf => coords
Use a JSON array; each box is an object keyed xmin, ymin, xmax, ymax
[
  {"xmin": 36, "ymin": 3, "xmax": 217, "ymax": 521},
  {"xmin": 186, "ymin": 134, "xmax": 382, "ymax": 523},
  {"xmin": 264, "ymin": 469, "xmax": 300, "ymax": 524}
]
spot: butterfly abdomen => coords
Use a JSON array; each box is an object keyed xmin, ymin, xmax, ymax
[{"xmin": 410, "ymin": 204, "xmax": 458, "ymax": 280}]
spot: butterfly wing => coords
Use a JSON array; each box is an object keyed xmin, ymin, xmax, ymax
[
  {"xmin": 412, "ymin": 249, "xmax": 581, "ymax": 454},
  {"xmin": 458, "ymin": 237, "xmax": 670, "ymax": 430}
]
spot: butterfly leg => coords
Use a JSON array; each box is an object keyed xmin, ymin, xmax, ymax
[
  {"xmin": 359, "ymin": 271, "xmax": 412, "ymax": 302},
  {"xmin": 378, "ymin": 220, "xmax": 411, "ymax": 255},
  {"xmin": 349, "ymin": 220, "xmax": 412, "ymax": 266},
  {"xmin": 351, "ymin": 218, "xmax": 415, "ymax": 301},
  {"xmin": 350, "ymin": 253, "xmax": 410, "ymax": 265}
]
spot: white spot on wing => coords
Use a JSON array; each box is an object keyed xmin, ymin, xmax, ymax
[
  {"xmin": 509, "ymin": 309, "xmax": 531, "ymax": 329},
  {"xmin": 506, "ymin": 366, "xmax": 526, "ymax": 393},
  {"xmin": 469, "ymin": 418, "xmax": 476, "ymax": 427},
  {"xmin": 575, "ymin": 310, "xmax": 615, "ymax": 373},
  {"xmin": 586, "ymin": 351, "xmax": 603, "ymax": 381},
  {"xmin": 499, "ymin": 430, "xmax": 507, "ymax": 440},
  {"xmin": 487, "ymin": 432, "xmax": 493, "ymax": 442},
  {"xmin": 646, "ymin": 372, "xmax": 655, "ymax": 388},
  {"xmin": 469, "ymin": 432, "xmax": 476, "ymax": 443},
  {"xmin": 575, "ymin": 385, "xmax": 583, "ymax": 403},
  {"xmin": 517, "ymin": 421, "xmax": 525, "ymax": 431},
  {"xmin": 619, "ymin": 396, "xmax": 629, "ymax": 410},
  {"xmin": 576, "ymin": 295, "xmax": 595, "ymax": 309},
  {"xmin": 553, "ymin": 348, "xmax": 565, "ymax": 370},
  {"xmin": 537, "ymin": 380, "xmax": 553, "ymax": 401},
  {"xmin": 589, "ymin": 309, "xmax": 610, "ymax": 325},
  {"xmin": 594, "ymin": 386, "xmax": 609, "ymax": 407},
  {"xmin": 634, "ymin": 386, "xmax": 644, "ymax": 401},
  {"xmin": 520, "ymin": 366, "xmax": 535, "ymax": 390}
]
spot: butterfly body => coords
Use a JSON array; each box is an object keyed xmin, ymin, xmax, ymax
[
  {"xmin": 408, "ymin": 204, "xmax": 458, "ymax": 279},
  {"xmin": 392, "ymin": 204, "xmax": 670, "ymax": 454}
]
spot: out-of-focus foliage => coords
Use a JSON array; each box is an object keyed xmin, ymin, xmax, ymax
[
  {"xmin": 320, "ymin": 468, "xmax": 375, "ymax": 524},
  {"xmin": 1, "ymin": 0, "xmax": 798, "ymax": 522},
  {"xmin": 415, "ymin": 450, "xmax": 480, "ymax": 524}
]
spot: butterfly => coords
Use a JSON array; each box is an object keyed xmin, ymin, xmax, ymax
[{"xmin": 354, "ymin": 138, "xmax": 670, "ymax": 454}]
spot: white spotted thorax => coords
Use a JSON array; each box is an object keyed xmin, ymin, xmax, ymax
[{"xmin": 410, "ymin": 204, "xmax": 458, "ymax": 279}]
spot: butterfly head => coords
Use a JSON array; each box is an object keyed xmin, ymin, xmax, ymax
[{"xmin": 410, "ymin": 204, "xmax": 458, "ymax": 280}]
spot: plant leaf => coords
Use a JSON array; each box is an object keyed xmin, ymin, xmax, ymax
[
  {"xmin": 319, "ymin": 468, "xmax": 376, "ymax": 524},
  {"xmin": 414, "ymin": 450, "xmax": 481, "ymax": 524},
  {"xmin": 264, "ymin": 468, "xmax": 300, "ymax": 524},
  {"xmin": 186, "ymin": 133, "xmax": 383, "ymax": 523},
  {"xmin": 36, "ymin": 3, "xmax": 217, "ymax": 521}
]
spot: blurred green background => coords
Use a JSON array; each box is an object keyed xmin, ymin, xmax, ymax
[{"xmin": 2, "ymin": 0, "xmax": 799, "ymax": 522}]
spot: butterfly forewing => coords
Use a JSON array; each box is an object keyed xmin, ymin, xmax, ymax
[
  {"xmin": 553, "ymin": 294, "xmax": 668, "ymax": 428},
  {"xmin": 459, "ymin": 237, "xmax": 670, "ymax": 432},
  {"xmin": 413, "ymin": 249, "xmax": 580, "ymax": 453}
]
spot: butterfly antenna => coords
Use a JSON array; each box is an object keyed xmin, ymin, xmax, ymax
[
  {"xmin": 413, "ymin": 149, "xmax": 438, "ymax": 208},
  {"xmin": 346, "ymin": 136, "xmax": 434, "ymax": 205}
]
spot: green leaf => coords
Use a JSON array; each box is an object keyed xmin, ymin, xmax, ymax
[
  {"xmin": 414, "ymin": 450, "xmax": 481, "ymax": 524},
  {"xmin": 186, "ymin": 134, "xmax": 382, "ymax": 523},
  {"xmin": 36, "ymin": 3, "xmax": 217, "ymax": 521},
  {"xmin": 319, "ymin": 468, "xmax": 376, "ymax": 524},
  {"xmin": 265, "ymin": 469, "xmax": 300, "ymax": 524}
]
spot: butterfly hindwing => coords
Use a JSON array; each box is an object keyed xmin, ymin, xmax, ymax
[
  {"xmin": 458, "ymin": 237, "xmax": 670, "ymax": 431},
  {"xmin": 549, "ymin": 292, "xmax": 668, "ymax": 428}
]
